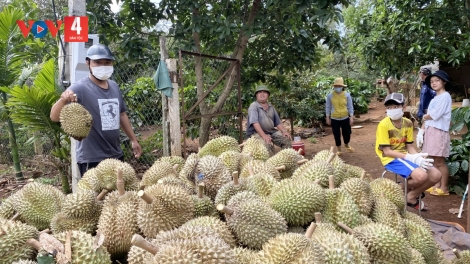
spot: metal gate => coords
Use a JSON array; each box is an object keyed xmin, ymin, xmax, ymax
[{"xmin": 179, "ymin": 50, "xmax": 243, "ymax": 157}]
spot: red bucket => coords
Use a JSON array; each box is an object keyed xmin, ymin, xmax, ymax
[{"xmin": 292, "ymin": 141, "xmax": 305, "ymax": 156}]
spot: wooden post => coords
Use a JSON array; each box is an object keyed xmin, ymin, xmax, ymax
[
  {"xmin": 166, "ymin": 58, "xmax": 182, "ymax": 156},
  {"xmin": 160, "ymin": 36, "xmax": 171, "ymax": 157}
]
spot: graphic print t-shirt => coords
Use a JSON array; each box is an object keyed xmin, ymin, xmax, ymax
[
  {"xmin": 375, "ymin": 117, "xmax": 414, "ymax": 166},
  {"xmin": 69, "ymin": 77, "xmax": 127, "ymax": 163}
]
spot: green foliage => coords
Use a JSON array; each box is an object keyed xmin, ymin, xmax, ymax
[
  {"xmin": 447, "ymin": 107, "xmax": 470, "ymax": 188},
  {"xmin": 308, "ymin": 137, "xmax": 317, "ymax": 144},
  {"xmin": 122, "ymin": 130, "xmax": 163, "ymax": 165},
  {"xmin": 121, "ymin": 77, "xmax": 162, "ymax": 127}
]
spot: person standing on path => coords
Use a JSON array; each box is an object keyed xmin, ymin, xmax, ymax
[
  {"xmin": 420, "ymin": 70, "xmax": 452, "ymax": 196},
  {"xmin": 325, "ymin": 77, "xmax": 355, "ymax": 156}
]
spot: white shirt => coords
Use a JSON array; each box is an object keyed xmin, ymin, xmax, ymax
[{"xmin": 425, "ymin": 91, "xmax": 452, "ymax": 132}]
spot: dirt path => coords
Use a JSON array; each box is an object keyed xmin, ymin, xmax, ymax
[{"xmin": 301, "ymin": 99, "xmax": 468, "ymax": 229}]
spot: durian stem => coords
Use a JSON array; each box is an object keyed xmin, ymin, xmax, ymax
[
  {"xmin": 327, "ymin": 152, "xmax": 336, "ymax": 163},
  {"xmin": 216, "ymin": 204, "xmax": 234, "ymax": 215},
  {"xmin": 239, "ymin": 142, "xmax": 245, "ymax": 147},
  {"xmin": 247, "ymin": 164, "xmax": 255, "ymax": 176},
  {"xmin": 453, "ymin": 248, "xmax": 461, "ymax": 259},
  {"xmin": 328, "ymin": 175, "xmax": 335, "ymax": 189},
  {"xmin": 337, "ymin": 222, "xmax": 353, "ymax": 234},
  {"xmin": 366, "ymin": 173, "xmax": 373, "ymax": 181},
  {"xmin": 131, "ymin": 234, "xmax": 159, "ymax": 255},
  {"xmin": 96, "ymin": 189, "xmax": 109, "ymax": 201},
  {"xmin": 172, "ymin": 164, "xmax": 179, "ymax": 174},
  {"xmin": 197, "ymin": 183, "xmax": 205, "ymax": 199},
  {"xmin": 296, "ymin": 159, "xmax": 308, "ymax": 165},
  {"xmin": 329, "ymin": 146, "xmax": 334, "ymax": 153},
  {"xmin": 305, "ymin": 223, "xmax": 317, "ymax": 239},
  {"xmin": 65, "ymin": 231, "xmax": 72, "ymax": 261},
  {"xmin": 275, "ymin": 165, "xmax": 286, "ymax": 171},
  {"xmin": 314, "ymin": 212, "xmax": 322, "ymax": 223},
  {"xmin": 117, "ymin": 169, "xmax": 125, "ymax": 197},
  {"xmin": 360, "ymin": 170, "xmax": 366, "ymax": 180},
  {"xmin": 10, "ymin": 212, "xmax": 20, "ymax": 221},
  {"xmin": 297, "ymin": 148, "xmax": 303, "ymax": 154},
  {"xmin": 233, "ymin": 171, "xmax": 239, "ymax": 186},
  {"xmin": 313, "ymin": 179, "xmax": 321, "ymax": 185},
  {"xmin": 26, "ymin": 238, "xmax": 42, "ymax": 250},
  {"xmin": 138, "ymin": 190, "xmax": 153, "ymax": 204}
]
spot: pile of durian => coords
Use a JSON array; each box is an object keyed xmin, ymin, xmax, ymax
[{"xmin": 0, "ymin": 135, "xmax": 464, "ymax": 263}]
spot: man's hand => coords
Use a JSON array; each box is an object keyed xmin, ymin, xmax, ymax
[
  {"xmin": 282, "ymin": 131, "xmax": 292, "ymax": 140},
  {"xmin": 131, "ymin": 140, "xmax": 142, "ymax": 158},
  {"xmin": 326, "ymin": 117, "xmax": 331, "ymax": 126},
  {"xmin": 416, "ymin": 128, "xmax": 424, "ymax": 148},
  {"xmin": 262, "ymin": 134, "xmax": 272, "ymax": 145},
  {"xmin": 349, "ymin": 116, "xmax": 354, "ymax": 126},
  {"xmin": 60, "ymin": 90, "xmax": 77, "ymax": 103}
]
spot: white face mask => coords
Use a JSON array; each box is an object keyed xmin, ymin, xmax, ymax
[
  {"xmin": 334, "ymin": 88, "xmax": 343, "ymax": 93},
  {"xmin": 386, "ymin": 108, "xmax": 404, "ymax": 120},
  {"xmin": 91, "ymin": 66, "xmax": 114, "ymax": 80}
]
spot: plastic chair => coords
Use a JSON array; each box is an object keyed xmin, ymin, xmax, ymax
[{"xmin": 381, "ymin": 170, "xmax": 422, "ymax": 216}]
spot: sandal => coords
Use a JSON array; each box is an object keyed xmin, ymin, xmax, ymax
[
  {"xmin": 345, "ymin": 146, "xmax": 354, "ymax": 152},
  {"xmin": 407, "ymin": 200, "xmax": 429, "ymax": 211},
  {"xmin": 336, "ymin": 151, "xmax": 342, "ymax": 156},
  {"xmin": 425, "ymin": 187, "xmax": 435, "ymax": 193},
  {"xmin": 430, "ymin": 187, "xmax": 449, "ymax": 196}
]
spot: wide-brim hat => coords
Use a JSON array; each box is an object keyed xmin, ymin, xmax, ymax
[
  {"xmin": 332, "ymin": 77, "xmax": 347, "ymax": 87},
  {"xmin": 425, "ymin": 70, "xmax": 452, "ymax": 90},
  {"xmin": 255, "ymin": 85, "xmax": 270, "ymax": 95}
]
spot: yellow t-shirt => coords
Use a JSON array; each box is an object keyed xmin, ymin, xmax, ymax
[{"xmin": 375, "ymin": 117, "xmax": 414, "ymax": 166}]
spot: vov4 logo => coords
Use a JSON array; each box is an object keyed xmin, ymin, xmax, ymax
[{"xmin": 16, "ymin": 16, "xmax": 88, "ymax": 42}]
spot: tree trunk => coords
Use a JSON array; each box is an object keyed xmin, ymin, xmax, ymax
[
  {"xmin": 2, "ymin": 92, "xmax": 23, "ymax": 180},
  {"xmin": 198, "ymin": 116, "xmax": 212, "ymax": 148}
]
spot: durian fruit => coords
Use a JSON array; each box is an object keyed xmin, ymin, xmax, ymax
[
  {"xmin": 59, "ymin": 102, "xmax": 92, "ymax": 140},
  {"xmin": 338, "ymin": 222, "xmax": 412, "ymax": 264},
  {"xmin": 76, "ymin": 168, "xmax": 100, "ymax": 192},
  {"xmin": 288, "ymin": 226, "xmax": 305, "ymax": 234},
  {"xmin": 218, "ymin": 197, "xmax": 287, "ymax": 249},
  {"xmin": 239, "ymin": 152, "xmax": 254, "ymax": 170},
  {"xmin": 214, "ymin": 172, "xmax": 248, "ymax": 207},
  {"xmin": 0, "ymin": 192, "xmax": 19, "ymax": 219},
  {"xmin": 12, "ymin": 260, "xmax": 37, "ymax": 264},
  {"xmin": 452, "ymin": 249, "xmax": 470, "ymax": 264},
  {"xmin": 198, "ymin": 135, "xmax": 241, "ymax": 157},
  {"xmin": 241, "ymin": 137, "xmax": 270, "ymax": 161},
  {"xmin": 156, "ymin": 156, "xmax": 185, "ymax": 173},
  {"xmin": 0, "ymin": 218, "xmax": 39, "ymax": 264},
  {"xmin": 97, "ymin": 188, "xmax": 140, "ymax": 259},
  {"xmin": 54, "ymin": 230, "xmax": 112, "ymax": 264},
  {"xmin": 321, "ymin": 176, "xmax": 361, "ymax": 230},
  {"xmin": 194, "ymin": 155, "xmax": 232, "ymax": 199},
  {"xmin": 293, "ymin": 158, "xmax": 336, "ymax": 188},
  {"xmin": 313, "ymin": 148, "xmax": 348, "ymax": 185},
  {"xmin": 370, "ymin": 178, "xmax": 405, "ymax": 212},
  {"xmin": 233, "ymin": 247, "xmax": 260, "ymax": 264},
  {"xmin": 127, "ymin": 237, "xmax": 154, "ymax": 264},
  {"xmin": 157, "ymin": 176, "xmax": 195, "ymax": 194},
  {"xmin": 137, "ymin": 184, "xmax": 194, "ymax": 237},
  {"xmin": 192, "ymin": 183, "xmax": 218, "ymax": 218},
  {"xmin": 60, "ymin": 189, "xmax": 102, "ymax": 219},
  {"xmin": 258, "ymin": 232, "xmax": 326, "ymax": 263},
  {"xmin": 50, "ymin": 212, "xmax": 98, "ymax": 234},
  {"xmin": 358, "ymin": 214, "xmax": 374, "ymax": 225},
  {"xmin": 266, "ymin": 148, "xmax": 306, "ymax": 179},
  {"xmin": 268, "ymin": 177, "xmax": 326, "ymax": 226},
  {"xmin": 345, "ymin": 164, "xmax": 366, "ymax": 180},
  {"xmin": 94, "ymin": 159, "xmax": 139, "ymax": 192},
  {"xmin": 181, "ymin": 216, "xmax": 237, "ymax": 248},
  {"xmin": 227, "ymin": 190, "xmax": 262, "ymax": 208},
  {"xmin": 371, "ymin": 195, "xmax": 405, "ymax": 235},
  {"xmin": 152, "ymin": 225, "xmax": 224, "ymax": 245},
  {"xmin": 339, "ymin": 172, "xmax": 374, "ymax": 215},
  {"xmin": 219, "ymin": 150, "xmax": 241, "ymax": 174},
  {"xmin": 239, "ymin": 160, "xmax": 282, "ymax": 181},
  {"xmin": 307, "ymin": 222, "xmax": 370, "ymax": 264},
  {"xmin": 245, "ymin": 171, "xmax": 277, "ymax": 197},
  {"xmin": 403, "ymin": 218, "xmax": 439, "ymax": 264},
  {"xmin": 410, "ymin": 248, "xmax": 427, "ymax": 264},
  {"xmin": 140, "ymin": 161, "xmax": 179, "ymax": 189},
  {"xmin": 179, "ymin": 153, "xmax": 199, "ymax": 185},
  {"xmin": 291, "ymin": 158, "xmax": 317, "ymax": 178},
  {"xmin": 403, "ymin": 211, "xmax": 433, "ymax": 235},
  {"xmin": 12, "ymin": 181, "xmax": 65, "ymax": 230}
]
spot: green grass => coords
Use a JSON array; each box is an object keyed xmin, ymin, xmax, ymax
[
  {"xmin": 35, "ymin": 176, "xmax": 59, "ymax": 185},
  {"xmin": 308, "ymin": 137, "xmax": 318, "ymax": 144}
]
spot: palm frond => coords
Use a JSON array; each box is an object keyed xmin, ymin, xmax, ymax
[
  {"xmin": 17, "ymin": 63, "xmax": 41, "ymax": 87},
  {"xmin": 34, "ymin": 59, "xmax": 61, "ymax": 94}
]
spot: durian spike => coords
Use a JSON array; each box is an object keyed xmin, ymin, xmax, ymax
[
  {"xmin": 275, "ymin": 165, "xmax": 286, "ymax": 171},
  {"xmin": 131, "ymin": 234, "xmax": 159, "ymax": 255},
  {"xmin": 314, "ymin": 212, "xmax": 322, "ymax": 223},
  {"xmin": 172, "ymin": 164, "xmax": 179, "ymax": 174},
  {"xmin": 326, "ymin": 152, "xmax": 336, "ymax": 164},
  {"xmin": 297, "ymin": 159, "xmax": 308, "ymax": 165},
  {"xmin": 26, "ymin": 238, "xmax": 42, "ymax": 250},
  {"xmin": 233, "ymin": 171, "xmax": 239, "ymax": 186},
  {"xmin": 337, "ymin": 222, "xmax": 353, "ymax": 234},
  {"xmin": 10, "ymin": 212, "xmax": 20, "ymax": 221},
  {"xmin": 39, "ymin": 229, "xmax": 51, "ymax": 234},
  {"xmin": 96, "ymin": 189, "xmax": 109, "ymax": 201},
  {"xmin": 360, "ymin": 170, "xmax": 366, "ymax": 180},
  {"xmin": 453, "ymin": 248, "xmax": 461, "ymax": 259},
  {"xmin": 117, "ymin": 168, "xmax": 125, "ymax": 197},
  {"xmin": 197, "ymin": 183, "xmax": 205, "ymax": 199},
  {"xmin": 305, "ymin": 223, "xmax": 317, "ymax": 239},
  {"xmin": 328, "ymin": 175, "xmax": 335, "ymax": 189},
  {"xmin": 247, "ymin": 164, "xmax": 255, "ymax": 177},
  {"xmin": 329, "ymin": 146, "xmax": 334, "ymax": 153},
  {"xmin": 313, "ymin": 179, "xmax": 321, "ymax": 185},
  {"xmin": 138, "ymin": 190, "xmax": 153, "ymax": 204},
  {"xmin": 216, "ymin": 204, "xmax": 234, "ymax": 216}
]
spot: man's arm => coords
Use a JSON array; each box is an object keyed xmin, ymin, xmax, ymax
[
  {"xmin": 325, "ymin": 94, "xmax": 332, "ymax": 125},
  {"xmin": 120, "ymin": 112, "xmax": 142, "ymax": 158},
  {"xmin": 381, "ymin": 146, "xmax": 407, "ymax": 159},
  {"xmin": 276, "ymin": 124, "xmax": 292, "ymax": 140}
]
